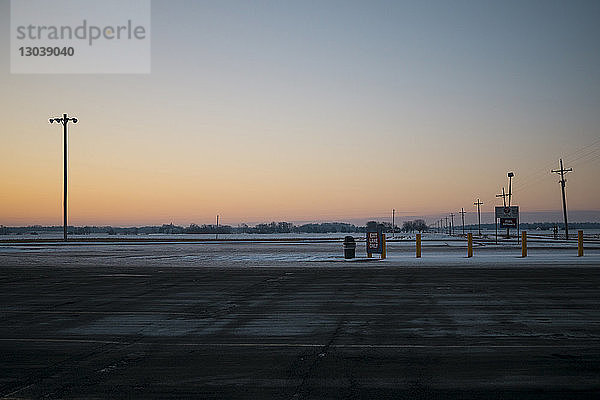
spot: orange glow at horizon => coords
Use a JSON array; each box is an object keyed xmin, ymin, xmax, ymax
[
  {"xmin": 2, "ymin": 2, "xmax": 600, "ymax": 226},
  {"xmin": 1, "ymin": 111, "xmax": 598, "ymax": 226}
]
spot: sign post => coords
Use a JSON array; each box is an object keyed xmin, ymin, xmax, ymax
[{"xmin": 495, "ymin": 206, "xmax": 519, "ymax": 241}]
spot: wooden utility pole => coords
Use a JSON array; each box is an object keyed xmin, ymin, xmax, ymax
[
  {"xmin": 473, "ymin": 199, "xmax": 483, "ymax": 236},
  {"xmin": 392, "ymin": 209, "xmax": 395, "ymax": 239},
  {"xmin": 49, "ymin": 114, "xmax": 78, "ymax": 241},
  {"xmin": 449, "ymin": 213, "xmax": 455, "ymax": 236},
  {"xmin": 496, "ymin": 188, "xmax": 510, "ymax": 238},
  {"xmin": 216, "ymin": 215, "xmax": 219, "ymax": 240},
  {"xmin": 552, "ymin": 159, "xmax": 573, "ymax": 239},
  {"xmin": 496, "ymin": 187, "xmax": 507, "ymax": 207},
  {"xmin": 459, "ymin": 208, "xmax": 466, "ymax": 236}
]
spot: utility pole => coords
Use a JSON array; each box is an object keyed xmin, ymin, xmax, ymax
[
  {"xmin": 474, "ymin": 199, "xmax": 483, "ymax": 236},
  {"xmin": 496, "ymin": 188, "xmax": 510, "ymax": 238},
  {"xmin": 216, "ymin": 214, "xmax": 219, "ymax": 240},
  {"xmin": 392, "ymin": 209, "xmax": 395, "ymax": 239},
  {"xmin": 449, "ymin": 213, "xmax": 455, "ymax": 236},
  {"xmin": 459, "ymin": 208, "xmax": 466, "ymax": 236},
  {"xmin": 552, "ymin": 159, "xmax": 573, "ymax": 240},
  {"xmin": 496, "ymin": 187, "xmax": 507, "ymax": 207},
  {"xmin": 49, "ymin": 113, "xmax": 78, "ymax": 241},
  {"xmin": 444, "ymin": 217, "xmax": 449, "ymax": 234}
]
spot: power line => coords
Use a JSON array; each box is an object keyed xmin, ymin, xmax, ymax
[{"xmin": 513, "ymin": 137, "xmax": 599, "ymax": 193}]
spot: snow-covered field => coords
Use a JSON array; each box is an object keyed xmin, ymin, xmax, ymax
[
  {"xmin": 1, "ymin": 239, "xmax": 598, "ymax": 268},
  {"xmin": 2, "ymin": 229, "xmax": 600, "ymax": 241}
]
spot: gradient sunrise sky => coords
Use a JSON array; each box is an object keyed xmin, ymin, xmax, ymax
[{"xmin": 1, "ymin": 0, "xmax": 599, "ymax": 226}]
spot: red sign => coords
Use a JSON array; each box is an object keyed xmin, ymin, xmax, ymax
[
  {"xmin": 500, "ymin": 217, "xmax": 517, "ymax": 228},
  {"xmin": 367, "ymin": 232, "xmax": 380, "ymax": 250}
]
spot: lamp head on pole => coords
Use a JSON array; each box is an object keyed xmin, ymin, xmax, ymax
[
  {"xmin": 49, "ymin": 115, "xmax": 77, "ymax": 124},
  {"xmin": 508, "ymin": 172, "xmax": 514, "ymax": 178}
]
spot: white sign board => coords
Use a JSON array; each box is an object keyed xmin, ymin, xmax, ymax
[{"xmin": 495, "ymin": 206, "xmax": 519, "ymax": 219}]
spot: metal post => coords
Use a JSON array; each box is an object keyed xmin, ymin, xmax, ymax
[
  {"xmin": 49, "ymin": 113, "xmax": 77, "ymax": 241},
  {"xmin": 63, "ymin": 116, "xmax": 67, "ymax": 241},
  {"xmin": 392, "ymin": 209, "xmax": 395, "ymax": 239},
  {"xmin": 517, "ymin": 213, "xmax": 520, "ymax": 245},
  {"xmin": 416, "ymin": 233, "xmax": 421, "ymax": 258},
  {"xmin": 495, "ymin": 218, "xmax": 498, "ymax": 245},
  {"xmin": 508, "ymin": 172, "xmax": 514, "ymax": 207}
]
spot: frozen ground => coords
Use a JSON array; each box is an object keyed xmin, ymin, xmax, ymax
[
  {"xmin": 0, "ymin": 239, "xmax": 598, "ymax": 268},
  {"xmin": 0, "ymin": 240, "xmax": 599, "ymax": 398},
  {"xmin": 3, "ymin": 229, "xmax": 600, "ymax": 241}
]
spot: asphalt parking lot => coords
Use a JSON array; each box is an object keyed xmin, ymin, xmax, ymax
[{"xmin": 1, "ymin": 242, "xmax": 599, "ymax": 399}]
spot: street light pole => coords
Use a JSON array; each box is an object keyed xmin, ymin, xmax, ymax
[
  {"xmin": 49, "ymin": 113, "xmax": 78, "ymax": 241},
  {"xmin": 507, "ymin": 172, "xmax": 514, "ymax": 207}
]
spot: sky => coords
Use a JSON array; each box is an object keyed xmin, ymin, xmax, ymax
[{"xmin": 1, "ymin": 0, "xmax": 599, "ymax": 226}]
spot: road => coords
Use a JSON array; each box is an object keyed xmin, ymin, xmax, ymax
[{"xmin": 1, "ymin": 242, "xmax": 599, "ymax": 399}]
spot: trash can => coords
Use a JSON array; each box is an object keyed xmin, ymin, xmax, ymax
[{"xmin": 343, "ymin": 236, "xmax": 356, "ymax": 259}]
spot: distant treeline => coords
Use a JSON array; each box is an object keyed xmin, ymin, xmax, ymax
[
  {"xmin": 0, "ymin": 219, "xmax": 431, "ymax": 235},
  {"xmin": 4, "ymin": 221, "xmax": 596, "ymax": 236},
  {"xmin": 0, "ymin": 222, "xmax": 362, "ymax": 235}
]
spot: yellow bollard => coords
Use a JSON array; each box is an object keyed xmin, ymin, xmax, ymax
[
  {"xmin": 578, "ymin": 230, "xmax": 583, "ymax": 257},
  {"xmin": 467, "ymin": 233, "xmax": 473, "ymax": 257},
  {"xmin": 416, "ymin": 233, "xmax": 421, "ymax": 258},
  {"xmin": 381, "ymin": 234, "xmax": 386, "ymax": 259},
  {"xmin": 522, "ymin": 231, "xmax": 527, "ymax": 257}
]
